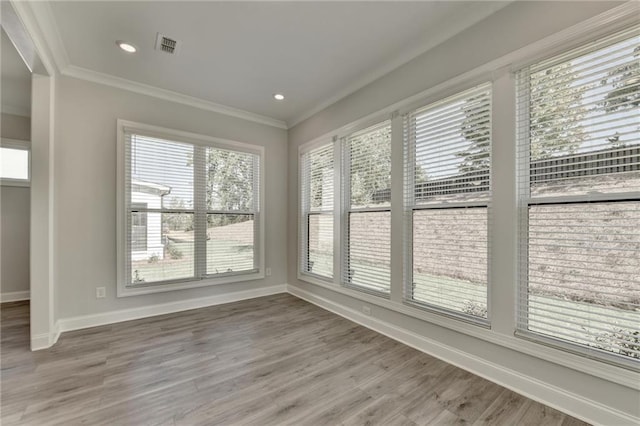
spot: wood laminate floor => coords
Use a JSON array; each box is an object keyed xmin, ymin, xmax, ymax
[{"xmin": 1, "ymin": 295, "xmax": 588, "ymax": 426}]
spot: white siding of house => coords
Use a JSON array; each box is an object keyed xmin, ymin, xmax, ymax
[{"xmin": 130, "ymin": 191, "xmax": 164, "ymax": 261}]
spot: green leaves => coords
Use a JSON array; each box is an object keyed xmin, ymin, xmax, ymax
[{"xmin": 206, "ymin": 148, "xmax": 255, "ymax": 211}]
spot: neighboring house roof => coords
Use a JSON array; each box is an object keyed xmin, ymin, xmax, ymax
[{"xmin": 132, "ymin": 179, "xmax": 172, "ymax": 196}]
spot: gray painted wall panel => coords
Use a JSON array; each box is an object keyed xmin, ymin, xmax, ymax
[
  {"xmin": 54, "ymin": 76, "xmax": 288, "ymax": 318},
  {"xmin": 1, "ymin": 113, "xmax": 31, "ymax": 297}
]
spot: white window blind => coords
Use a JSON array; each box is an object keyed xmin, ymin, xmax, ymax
[
  {"xmin": 516, "ymin": 27, "xmax": 640, "ymax": 367},
  {"xmin": 123, "ymin": 129, "xmax": 260, "ymax": 288},
  {"xmin": 404, "ymin": 84, "xmax": 492, "ymax": 322},
  {"xmin": 343, "ymin": 121, "xmax": 391, "ymax": 295},
  {"xmin": 300, "ymin": 141, "xmax": 334, "ymax": 279},
  {"xmin": 204, "ymin": 147, "xmax": 260, "ymax": 276}
]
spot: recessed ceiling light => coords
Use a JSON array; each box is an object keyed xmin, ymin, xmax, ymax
[
  {"xmin": 273, "ymin": 93, "xmax": 285, "ymax": 101},
  {"xmin": 116, "ymin": 41, "xmax": 137, "ymax": 53}
]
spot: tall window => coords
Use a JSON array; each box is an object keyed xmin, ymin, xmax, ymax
[
  {"xmin": 119, "ymin": 122, "xmax": 262, "ymax": 293},
  {"xmin": 517, "ymin": 28, "xmax": 640, "ymax": 365},
  {"xmin": 405, "ymin": 84, "xmax": 492, "ymax": 321},
  {"xmin": 300, "ymin": 141, "xmax": 335, "ymax": 280},
  {"xmin": 343, "ymin": 121, "xmax": 392, "ymax": 295}
]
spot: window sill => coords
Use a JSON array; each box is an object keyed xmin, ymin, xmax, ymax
[
  {"xmin": 295, "ymin": 275, "xmax": 640, "ymax": 390},
  {"xmin": 1, "ymin": 179, "xmax": 30, "ymax": 187},
  {"xmin": 118, "ymin": 271, "xmax": 265, "ymax": 297}
]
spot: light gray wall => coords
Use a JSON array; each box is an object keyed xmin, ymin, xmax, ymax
[
  {"xmin": 287, "ymin": 1, "xmax": 638, "ymax": 421},
  {"xmin": 1, "ymin": 113, "xmax": 30, "ymax": 296},
  {"xmin": 1, "ymin": 113, "xmax": 30, "ymax": 140},
  {"xmin": 54, "ymin": 76, "xmax": 288, "ymax": 318}
]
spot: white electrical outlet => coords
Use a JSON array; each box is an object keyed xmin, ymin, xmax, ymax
[
  {"xmin": 362, "ymin": 305, "xmax": 372, "ymax": 315},
  {"xmin": 266, "ymin": 267, "xmax": 272, "ymax": 276},
  {"xmin": 96, "ymin": 287, "xmax": 106, "ymax": 299}
]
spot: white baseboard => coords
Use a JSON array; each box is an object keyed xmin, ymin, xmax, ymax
[
  {"xmin": 31, "ymin": 322, "xmax": 60, "ymax": 350},
  {"xmin": 57, "ymin": 284, "xmax": 287, "ymax": 334},
  {"xmin": 286, "ymin": 284, "xmax": 639, "ymax": 426},
  {"xmin": 51, "ymin": 321, "xmax": 61, "ymax": 346},
  {"xmin": 1, "ymin": 291, "xmax": 30, "ymax": 303},
  {"xmin": 30, "ymin": 331, "xmax": 52, "ymax": 350},
  {"xmin": 30, "ymin": 333, "xmax": 50, "ymax": 350}
]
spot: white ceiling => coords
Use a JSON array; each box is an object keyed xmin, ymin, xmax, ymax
[
  {"xmin": 1, "ymin": 28, "xmax": 31, "ymax": 117},
  {"xmin": 46, "ymin": 1, "xmax": 510, "ymax": 127}
]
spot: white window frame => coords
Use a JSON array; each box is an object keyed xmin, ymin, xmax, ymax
[
  {"xmin": 0, "ymin": 138, "xmax": 31, "ymax": 187},
  {"xmin": 298, "ymin": 136, "xmax": 340, "ymax": 283},
  {"xmin": 515, "ymin": 27, "xmax": 640, "ymax": 370},
  {"xmin": 341, "ymin": 119, "xmax": 393, "ymax": 297},
  {"xmin": 116, "ymin": 120, "xmax": 265, "ymax": 297},
  {"xmin": 403, "ymin": 83, "xmax": 493, "ymax": 326}
]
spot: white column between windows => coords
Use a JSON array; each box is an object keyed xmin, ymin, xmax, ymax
[{"xmin": 490, "ymin": 68, "xmax": 518, "ymax": 335}]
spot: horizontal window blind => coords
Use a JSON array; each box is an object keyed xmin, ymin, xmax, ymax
[
  {"xmin": 404, "ymin": 84, "xmax": 491, "ymax": 322},
  {"xmin": 205, "ymin": 147, "xmax": 259, "ymax": 276},
  {"xmin": 300, "ymin": 142, "xmax": 334, "ymax": 279},
  {"xmin": 347, "ymin": 210, "xmax": 391, "ymax": 293},
  {"xmin": 307, "ymin": 214, "xmax": 333, "ymax": 277},
  {"xmin": 343, "ymin": 121, "xmax": 391, "ymax": 294},
  {"xmin": 517, "ymin": 27, "xmax": 640, "ymax": 367},
  {"xmin": 124, "ymin": 131, "xmax": 260, "ymax": 287},
  {"xmin": 126, "ymin": 134, "xmax": 196, "ymax": 285}
]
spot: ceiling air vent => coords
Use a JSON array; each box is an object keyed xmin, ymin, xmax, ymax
[{"xmin": 155, "ymin": 33, "xmax": 180, "ymax": 55}]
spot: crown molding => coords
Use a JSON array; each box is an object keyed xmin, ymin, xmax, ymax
[
  {"xmin": 27, "ymin": 0, "xmax": 70, "ymax": 73},
  {"xmin": 288, "ymin": 1, "xmax": 640, "ymax": 130},
  {"xmin": 62, "ymin": 65, "xmax": 288, "ymax": 129},
  {"xmin": 289, "ymin": 1, "xmax": 640, "ymax": 149},
  {"xmin": 11, "ymin": 1, "xmax": 288, "ymax": 130},
  {"xmin": 7, "ymin": 0, "xmax": 57, "ymax": 76},
  {"xmin": 507, "ymin": 0, "xmax": 640, "ymax": 72},
  {"xmin": 13, "ymin": 1, "xmax": 636, "ymax": 132},
  {"xmin": 287, "ymin": 1, "xmax": 513, "ymax": 129},
  {"xmin": 13, "ymin": 0, "xmax": 512, "ymax": 131}
]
